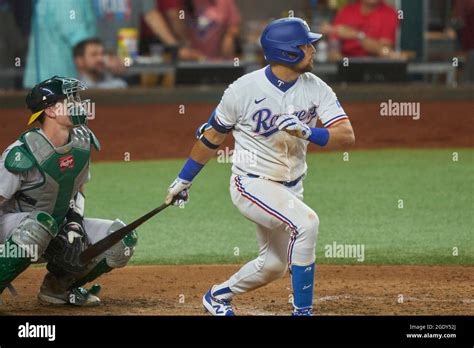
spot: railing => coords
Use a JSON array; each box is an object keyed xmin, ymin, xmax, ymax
[{"xmin": 0, "ymin": 60, "xmax": 457, "ymax": 87}]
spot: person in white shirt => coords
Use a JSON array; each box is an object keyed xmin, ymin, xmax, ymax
[{"xmin": 165, "ymin": 17, "xmax": 355, "ymax": 316}]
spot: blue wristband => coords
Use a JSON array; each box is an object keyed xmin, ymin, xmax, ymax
[
  {"xmin": 178, "ymin": 158, "xmax": 205, "ymax": 182},
  {"xmin": 308, "ymin": 128, "xmax": 330, "ymax": 146}
]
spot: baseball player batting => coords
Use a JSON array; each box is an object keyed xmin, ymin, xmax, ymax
[
  {"xmin": 166, "ymin": 17, "xmax": 355, "ymax": 316},
  {"xmin": 0, "ymin": 76, "xmax": 137, "ymax": 306}
]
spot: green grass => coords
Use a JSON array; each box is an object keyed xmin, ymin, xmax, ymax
[{"xmin": 86, "ymin": 149, "xmax": 473, "ymax": 265}]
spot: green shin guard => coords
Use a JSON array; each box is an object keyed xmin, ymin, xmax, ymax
[
  {"xmin": 0, "ymin": 238, "xmax": 33, "ymax": 294},
  {"xmin": 1, "ymin": 211, "xmax": 57, "ymax": 300},
  {"xmin": 70, "ymin": 259, "xmax": 112, "ymax": 290}
]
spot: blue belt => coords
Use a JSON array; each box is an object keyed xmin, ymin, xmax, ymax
[{"xmin": 246, "ymin": 173, "xmax": 304, "ymax": 187}]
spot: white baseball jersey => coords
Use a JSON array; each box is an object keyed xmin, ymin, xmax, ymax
[{"xmin": 213, "ymin": 66, "xmax": 348, "ymax": 182}]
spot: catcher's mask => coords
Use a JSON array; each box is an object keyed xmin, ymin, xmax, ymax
[{"xmin": 26, "ymin": 76, "xmax": 91, "ymax": 126}]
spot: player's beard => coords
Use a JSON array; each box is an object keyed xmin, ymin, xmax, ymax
[
  {"xmin": 291, "ymin": 60, "xmax": 314, "ymax": 74},
  {"xmin": 87, "ymin": 64, "xmax": 105, "ymax": 81}
]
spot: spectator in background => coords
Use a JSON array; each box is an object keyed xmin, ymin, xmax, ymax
[
  {"xmin": 74, "ymin": 38, "xmax": 127, "ymax": 89},
  {"xmin": 159, "ymin": 0, "xmax": 187, "ymax": 42},
  {"xmin": 454, "ymin": 0, "xmax": 474, "ymax": 82},
  {"xmin": 140, "ymin": 0, "xmax": 190, "ymax": 55},
  {"xmin": 320, "ymin": 0, "xmax": 401, "ymax": 59},
  {"xmin": 454, "ymin": 0, "xmax": 474, "ymax": 51},
  {"xmin": 8, "ymin": 0, "xmax": 33, "ymax": 38},
  {"xmin": 93, "ymin": 0, "xmax": 201, "ymax": 73},
  {"xmin": 23, "ymin": 0, "xmax": 96, "ymax": 88},
  {"xmin": 0, "ymin": 0, "xmax": 26, "ymax": 89},
  {"xmin": 184, "ymin": 0, "xmax": 241, "ymax": 60}
]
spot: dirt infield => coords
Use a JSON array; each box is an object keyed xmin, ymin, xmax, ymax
[
  {"xmin": 0, "ymin": 265, "xmax": 472, "ymax": 315},
  {"xmin": 2, "ymin": 101, "xmax": 473, "ymax": 161}
]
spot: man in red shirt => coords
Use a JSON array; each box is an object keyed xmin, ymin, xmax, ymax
[
  {"xmin": 321, "ymin": 0, "xmax": 399, "ymax": 58},
  {"xmin": 185, "ymin": 0, "xmax": 241, "ymax": 60},
  {"xmin": 141, "ymin": 0, "xmax": 241, "ymax": 60},
  {"xmin": 140, "ymin": 0, "xmax": 204, "ymax": 60}
]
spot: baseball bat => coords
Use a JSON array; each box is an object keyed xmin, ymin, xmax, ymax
[{"xmin": 79, "ymin": 193, "xmax": 184, "ymax": 264}]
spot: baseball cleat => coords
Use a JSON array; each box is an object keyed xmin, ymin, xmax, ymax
[
  {"xmin": 202, "ymin": 287, "xmax": 235, "ymax": 316},
  {"xmin": 88, "ymin": 283, "xmax": 102, "ymax": 297},
  {"xmin": 38, "ymin": 286, "xmax": 101, "ymax": 307},
  {"xmin": 292, "ymin": 307, "xmax": 313, "ymax": 316}
]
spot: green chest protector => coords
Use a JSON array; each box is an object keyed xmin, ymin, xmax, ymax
[{"xmin": 4, "ymin": 126, "xmax": 100, "ymax": 225}]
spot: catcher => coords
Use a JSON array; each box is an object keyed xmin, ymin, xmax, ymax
[{"xmin": 0, "ymin": 76, "xmax": 137, "ymax": 306}]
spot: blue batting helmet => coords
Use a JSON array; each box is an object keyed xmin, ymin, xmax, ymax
[{"xmin": 260, "ymin": 17, "xmax": 322, "ymax": 65}]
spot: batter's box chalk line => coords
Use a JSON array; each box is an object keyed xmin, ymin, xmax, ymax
[{"xmin": 317, "ymin": 294, "xmax": 474, "ymax": 304}]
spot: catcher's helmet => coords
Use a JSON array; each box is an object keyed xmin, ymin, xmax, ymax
[
  {"xmin": 26, "ymin": 76, "xmax": 88, "ymax": 126},
  {"xmin": 260, "ymin": 17, "xmax": 322, "ymax": 65}
]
